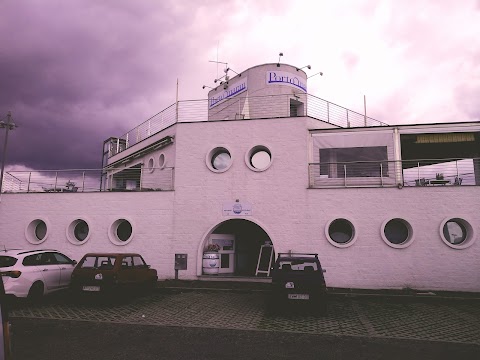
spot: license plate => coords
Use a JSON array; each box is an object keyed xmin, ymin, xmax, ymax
[
  {"xmin": 82, "ymin": 286, "xmax": 100, "ymax": 292},
  {"xmin": 288, "ymin": 294, "xmax": 309, "ymax": 300}
]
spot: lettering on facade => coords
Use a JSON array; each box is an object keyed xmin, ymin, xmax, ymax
[
  {"xmin": 209, "ymin": 78, "xmax": 248, "ymax": 109},
  {"xmin": 266, "ymin": 71, "xmax": 307, "ymax": 92}
]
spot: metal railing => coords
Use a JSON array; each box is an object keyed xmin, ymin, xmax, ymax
[
  {"xmin": 2, "ymin": 167, "xmax": 175, "ymax": 193},
  {"xmin": 108, "ymin": 94, "xmax": 388, "ymax": 157},
  {"xmin": 309, "ymin": 158, "xmax": 480, "ymax": 188}
]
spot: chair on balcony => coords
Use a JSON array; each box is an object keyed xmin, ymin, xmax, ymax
[{"xmin": 415, "ymin": 178, "xmax": 429, "ymax": 186}]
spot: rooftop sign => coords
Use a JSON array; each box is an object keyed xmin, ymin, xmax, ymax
[
  {"xmin": 266, "ymin": 71, "xmax": 307, "ymax": 92},
  {"xmin": 208, "ymin": 77, "xmax": 248, "ymax": 109}
]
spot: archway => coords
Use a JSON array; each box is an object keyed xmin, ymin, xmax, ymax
[{"xmin": 200, "ymin": 218, "xmax": 274, "ymax": 277}]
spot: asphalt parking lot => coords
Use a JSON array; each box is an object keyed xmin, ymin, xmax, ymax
[{"xmin": 8, "ymin": 287, "xmax": 480, "ymax": 346}]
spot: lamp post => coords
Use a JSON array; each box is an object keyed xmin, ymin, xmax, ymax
[{"xmin": 0, "ymin": 111, "xmax": 17, "ymax": 194}]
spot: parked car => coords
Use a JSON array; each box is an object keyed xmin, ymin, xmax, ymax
[
  {"xmin": 70, "ymin": 253, "xmax": 158, "ymax": 296},
  {"xmin": 0, "ymin": 249, "xmax": 77, "ymax": 300},
  {"xmin": 266, "ymin": 253, "xmax": 328, "ymax": 315}
]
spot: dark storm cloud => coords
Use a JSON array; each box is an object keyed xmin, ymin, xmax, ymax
[{"xmin": 0, "ymin": 0, "xmax": 199, "ymax": 170}]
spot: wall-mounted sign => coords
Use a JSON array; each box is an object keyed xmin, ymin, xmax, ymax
[
  {"xmin": 266, "ymin": 71, "xmax": 307, "ymax": 92},
  {"xmin": 208, "ymin": 77, "xmax": 248, "ymax": 109},
  {"xmin": 223, "ymin": 202, "xmax": 252, "ymax": 216}
]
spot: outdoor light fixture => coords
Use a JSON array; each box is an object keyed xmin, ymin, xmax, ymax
[
  {"xmin": 277, "ymin": 52, "xmax": 283, "ymax": 67},
  {"xmin": 307, "ymin": 71, "xmax": 323, "ymax": 79},
  {"xmin": 225, "ymin": 67, "xmax": 241, "ymax": 76},
  {"xmin": 202, "ymin": 85, "xmax": 214, "ymax": 90},
  {"xmin": 296, "ymin": 65, "xmax": 311, "ymax": 71}
]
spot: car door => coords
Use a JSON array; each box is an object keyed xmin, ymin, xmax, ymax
[
  {"xmin": 38, "ymin": 253, "xmax": 62, "ymax": 290},
  {"xmin": 117, "ymin": 256, "xmax": 135, "ymax": 285},
  {"xmin": 52, "ymin": 252, "xmax": 76, "ymax": 288},
  {"xmin": 132, "ymin": 255, "xmax": 151, "ymax": 283}
]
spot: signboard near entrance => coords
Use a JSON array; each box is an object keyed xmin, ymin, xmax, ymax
[{"xmin": 223, "ymin": 202, "xmax": 252, "ymax": 216}]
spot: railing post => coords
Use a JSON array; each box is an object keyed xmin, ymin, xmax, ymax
[
  {"xmin": 148, "ymin": 120, "xmax": 151, "ymax": 137},
  {"xmin": 417, "ymin": 161, "xmax": 420, "ymax": 182},
  {"xmin": 456, "ymin": 160, "xmax": 459, "ymax": 179},
  {"xmin": 54, "ymin": 172, "xmax": 58, "ymax": 191},
  {"xmin": 116, "ymin": 138, "xmax": 120, "ymax": 154},
  {"xmin": 126, "ymin": 133, "xmax": 129, "ymax": 149},
  {"xmin": 380, "ymin": 163, "xmax": 384, "ymax": 187},
  {"xmin": 139, "ymin": 167, "xmax": 143, "ymax": 191},
  {"xmin": 27, "ymin": 172, "xmax": 32, "ymax": 193},
  {"xmin": 82, "ymin": 171, "xmax": 85, "ymax": 192},
  {"xmin": 344, "ymin": 164, "xmax": 347, "ymax": 187},
  {"xmin": 327, "ymin": 102, "xmax": 330, "ymax": 123},
  {"xmin": 346, "ymin": 109, "xmax": 350, "ymax": 128}
]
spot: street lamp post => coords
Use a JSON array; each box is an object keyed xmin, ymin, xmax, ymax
[{"xmin": 0, "ymin": 111, "xmax": 17, "ymax": 194}]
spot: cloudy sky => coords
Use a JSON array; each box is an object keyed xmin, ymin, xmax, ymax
[{"xmin": 1, "ymin": 0, "xmax": 479, "ymax": 171}]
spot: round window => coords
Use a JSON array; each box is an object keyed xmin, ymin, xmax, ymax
[
  {"xmin": 440, "ymin": 217, "xmax": 475, "ymax": 249},
  {"xmin": 117, "ymin": 220, "xmax": 132, "ymax": 242},
  {"xmin": 381, "ymin": 218, "xmax": 413, "ymax": 248},
  {"xmin": 325, "ymin": 218, "xmax": 357, "ymax": 248},
  {"xmin": 206, "ymin": 147, "xmax": 233, "ymax": 173},
  {"xmin": 246, "ymin": 145, "xmax": 272, "ymax": 171},
  {"xmin": 159, "ymin": 153, "xmax": 166, "ymax": 168},
  {"xmin": 147, "ymin": 157, "xmax": 155, "ymax": 173},
  {"xmin": 25, "ymin": 218, "xmax": 49, "ymax": 244},
  {"xmin": 108, "ymin": 218, "xmax": 134, "ymax": 245},
  {"xmin": 67, "ymin": 219, "xmax": 91, "ymax": 245}
]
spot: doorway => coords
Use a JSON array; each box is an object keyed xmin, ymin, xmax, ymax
[{"xmin": 206, "ymin": 219, "xmax": 273, "ymax": 277}]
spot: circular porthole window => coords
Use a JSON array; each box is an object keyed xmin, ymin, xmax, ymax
[
  {"xmin": 25, "ymin": 218, "xmax": 49, "ymax": 244},
  {"xmin": 147, "ymin": 157, "xmax": 155, "ymax": 173},
  {"xmin": 108, "ymin": 219, "xmax": 134, "ymax": 245},
  {"xmin": 440, "ymin": 218, "xmax": 475, "ymax": 249},
  {"xmin": 245, "ymin": 145, "xmax": 272, "ymax": 172},
  {"xmin": 159, "ymin": 153, "xmax": 166, "ymax": 169},
  {"xmin": 325, "ymin": 218, "xmax": 357, "ymax": 248},
  {"xmin": 381, "ymin": 218, "xmax": 414, "ymax": 248},
  {"xmin": 206, "ymin": 147, "xmax": 232, "ymax": 173},
  {"xmin": 66, "ymin": 219, "xmax": 90, "ymax": 245}
]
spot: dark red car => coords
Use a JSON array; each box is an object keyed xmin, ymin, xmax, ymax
[{"xmin": 70, "ymin": 253, "xmax": 158, "ymax": 296}]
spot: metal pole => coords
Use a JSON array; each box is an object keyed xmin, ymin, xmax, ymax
[
  {"xmin": 82, "ymin": 171, "xmax": 85, "ymax": 192},
  {"xmin": 27, "ymin": 172, "xmax": 31, "ymax": 193},
  {"xmin": 0, "ymin": 112, "xmax": 16, "ymax": 195},
  {"xmin": 364, "ymin": 95, "xmax": 367, "ymax": 127}
]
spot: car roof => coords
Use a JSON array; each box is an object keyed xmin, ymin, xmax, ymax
[
  {"xmin": 81, "ymin": 253, "xmax": 144, "ymax": 257},
  {"xmin": 0, "ymin": 249, "xmax": 59, "ymax": 256}
]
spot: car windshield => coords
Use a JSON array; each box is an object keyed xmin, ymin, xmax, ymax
[
  {"xmin": 0, "ymin": 256, "xmax": 18, "ymax": 268},
  {"xmin": 80, "ymin": 256, "xmax": 116, "ymax": 269},
  {"xmin": 278, "ymin": 260, "xmax": 318, "ymax": 271}
]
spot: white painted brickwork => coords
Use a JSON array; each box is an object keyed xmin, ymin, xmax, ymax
[{"xmin": 1, "ymin": 115, "xmax": 478, "ymax": 292}]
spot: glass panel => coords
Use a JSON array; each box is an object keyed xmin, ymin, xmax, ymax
[
  {"xmin": 328, "ymin": 219, "xmax": 353, "ymax": 244},
  {"xmin": 212, "ymin": 151, "xmax": 231, "ymax": 170},
  {"xmin": 74, "ymin": 221, "xmax": 89, "ymax": 241},
  {"xmin": 117, "ymin": 220, "xmax": 132, "ymax": 241},
  {"xmin": 251, "ymin": 151, "xmax": 271, "ymax": 170},
  {"xmin": 384, "ymin": 219, "xmax": 409, "ymax": 244},
  {"xmin": 221, "ymin": 254, "xmax": 230, "ymax": 268},
  {"xmin": 443, "ymin": 220, "xmax": 466, "ymax": 244},
  {"xmin": 320, "ymin": 147, "xmax": 388, "ymax": 178},
  {"xmin": 35, "ymin": 221, "xmax": 47, "ymax": 240}
]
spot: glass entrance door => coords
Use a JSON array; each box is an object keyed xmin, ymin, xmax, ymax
[{"xmin": 210, "ymin": 234, "xmax": 235, "ymax": 274}]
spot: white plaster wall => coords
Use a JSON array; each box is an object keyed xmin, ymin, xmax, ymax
[
  {"xmin": 0, "ymin": 116, "xmax": 479, "ymax": 292},
  {"xmin": 0, "ymin": 192, "xmax": 175, "ymax": 278}
]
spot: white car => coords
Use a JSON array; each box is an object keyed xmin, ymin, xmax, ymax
[{"xmin": 0, "ymin": 249, "xmax": 77, "ymax": 299}]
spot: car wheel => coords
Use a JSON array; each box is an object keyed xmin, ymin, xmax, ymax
[{"xmin": 28, "ymin": 281, "xmax": 44, "ymax": 301}]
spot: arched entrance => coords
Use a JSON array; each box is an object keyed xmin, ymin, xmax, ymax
[{"xmin": 200, "ymin": 218, "xmax": 274, "ymax": 277}]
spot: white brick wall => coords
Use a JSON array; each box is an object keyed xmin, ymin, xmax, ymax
[{"xmin": 0, "ymin": 116, "xmax": 479, "ymax": 292}]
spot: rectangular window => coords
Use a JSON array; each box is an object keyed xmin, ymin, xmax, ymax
[{"xmin": 320, "ymin": 146, "xmax": 388, "ymax": 178}]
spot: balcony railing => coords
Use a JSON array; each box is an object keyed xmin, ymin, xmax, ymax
[
  {"xmin": 108, "ymin": 94, "xmax": 388, "ymax": 157},
  {"xmin": 2, "ymin": 167, "xmax": 175, "ymax": 193},
  {"xmin": 309, "ymin": 158, "xmax": 480, "ymax": 188}
]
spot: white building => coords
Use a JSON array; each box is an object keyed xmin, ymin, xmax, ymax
[{"xmin": 1, "ymin": 63, "xmax": 479, "ymax": 292}]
